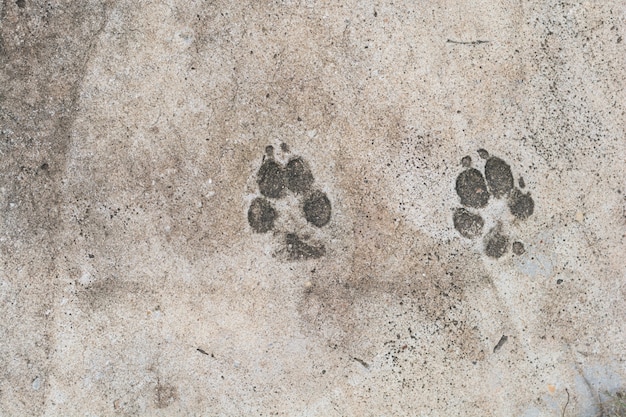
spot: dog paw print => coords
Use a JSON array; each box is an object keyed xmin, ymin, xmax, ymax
[
  {"xmin": 247, "ymin": 145, "xmax": 332, "ymax": 261},
  {"xmin": 453, "ymin": 149, "xmax": 534, "ymax": 258}
]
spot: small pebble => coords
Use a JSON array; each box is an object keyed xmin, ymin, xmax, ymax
[{"xmin": 575, "ymin": 211, "xmax": 584, "ymax": 223}]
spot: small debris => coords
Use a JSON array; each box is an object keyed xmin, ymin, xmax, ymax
[
  {"xmin": 447, "ymin": 39, "xmax": 490, "ymax": 45},
  {"xmin": 353, "ymin": 357, "xmax": 369, "ymax": 369},
  {"xmin": 493, "ymin": 335, "xmax": 508, "ymax": 353},
  {"xmin": 575, "ymin": 211, "xmax": 584, "ymax": 223}
]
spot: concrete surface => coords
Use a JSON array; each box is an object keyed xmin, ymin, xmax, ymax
[{"xmin": 1, "ymin": 0, "xmax": 625, "ymax": 416}]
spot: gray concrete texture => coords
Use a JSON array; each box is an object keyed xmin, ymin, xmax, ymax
[{"xmin": 1, "ymin": 0, "xmax": 625, "ymax": 416}]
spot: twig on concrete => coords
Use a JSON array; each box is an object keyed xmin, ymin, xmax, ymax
[
  {"xmin": 447, "ymin": 39, "xmax": 490, "ymax": 45},
  {"xmin": 353, "ymin": 357, "xmax": 370, "ymax": 369},
  {"xmin": 562, "ymin": 388, "xmax": 570, "ymax": 417},
  {"xmin": 493, "ymin": 335, "xmax": 508, "ymax": 353}
]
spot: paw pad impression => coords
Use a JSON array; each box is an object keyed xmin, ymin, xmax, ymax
[
  {"xmin": 453, "ymin": 149, "xmax": 534, "ymax": 258},
  {"xmin": 247, "ymin": 145, "xmax": 332, "ymax": 261}
]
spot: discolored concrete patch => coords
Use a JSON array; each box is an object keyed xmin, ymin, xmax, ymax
[{"xmin": 0, "ymin": 1, "xmax": 110, "ymax": 415}]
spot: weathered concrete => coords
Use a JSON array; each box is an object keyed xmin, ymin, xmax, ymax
[{"xmin": 1, "ymin": 1, "xmax": 624, "ymax": 415}]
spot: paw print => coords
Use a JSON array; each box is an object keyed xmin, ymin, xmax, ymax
[
  {"xmin": 247, "ymin": 145, "xmax": 332, "ymax": 261},
  {"xmin": 453, "ymin": 149, "xmax": 534, "ymax": 258}
]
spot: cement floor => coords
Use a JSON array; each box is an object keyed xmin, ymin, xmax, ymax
[{"xmin": 1, "ymin": 1, "xmax": 625, "ymax": 416}]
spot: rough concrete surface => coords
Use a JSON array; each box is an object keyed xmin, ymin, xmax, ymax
[{"xmin": 1, "ymin": 0, "xmax": 625, "ymax": 416}]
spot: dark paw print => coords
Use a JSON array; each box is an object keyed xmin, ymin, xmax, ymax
[
  {"xmin": 453, "ymin": 149, "xmax": 534, "ymax": 258},
  {"xmin": 247, "ymin": 145, "xmax": 332, "ymax": 260}
]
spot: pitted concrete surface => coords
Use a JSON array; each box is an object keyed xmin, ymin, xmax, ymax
[{"xmin": 1, "ymin": 1, "xmax": 625, "ymax": 416}]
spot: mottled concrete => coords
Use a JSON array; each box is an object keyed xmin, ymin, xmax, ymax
[{"xmin": 1, "ymin": 0, "xmax": 625, "ymax": 416}]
